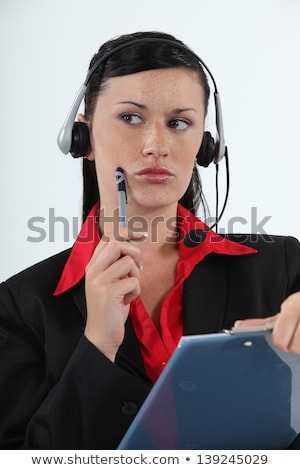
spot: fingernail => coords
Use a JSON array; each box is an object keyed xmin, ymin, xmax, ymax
[
  {"xmin": 132, "ymin": 232, "xmax": 148, "ymax": 238},
  {"xmin": 234, "ymin": 320, "xmax": 242, "ymax": 328}
]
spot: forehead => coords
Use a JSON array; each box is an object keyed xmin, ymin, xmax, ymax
[{"xmin": 100, "ymin": 67, "xmax": 205, "ymax": 105}]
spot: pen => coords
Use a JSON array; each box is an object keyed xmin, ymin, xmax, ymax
[{"xmin": 115, "ymin": 167, "xmax": 128, "ymax": 228}]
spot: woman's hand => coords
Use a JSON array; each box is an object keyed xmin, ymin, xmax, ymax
[
  {"xmin": 84, "ymin": 232, "xmax": 144, "ymax": 362},
  {"xmin": 235, "ymin": 292, "xmax": 300, "ymax": 354}
]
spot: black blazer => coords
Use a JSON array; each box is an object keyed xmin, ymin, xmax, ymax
[{"xmin": 0, "ymin": 234, "xmax": 299, "ymax": 449}]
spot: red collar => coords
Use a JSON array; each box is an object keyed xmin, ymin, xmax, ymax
[
  {"xmin": 54, "ymin": 203, "xmax": 100, "ymax": 296},
  {"xmin": 54, "ymin": 202, "xmax": 256, "ymax": 296}
]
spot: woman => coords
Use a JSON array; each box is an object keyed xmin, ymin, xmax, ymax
[{"xmin": 0, "ymin": 31, "xmax": 299, "ymax": 450}]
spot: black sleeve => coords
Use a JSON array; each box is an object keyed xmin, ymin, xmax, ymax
[
  {"xmin": 25, "ymin": 336, "xmax": 151, "ymax": 450},
  {"xmin": 0, "ymin": 282, "xmax": 151, "ymax": 450},
  {"xmin": 284, "ymin": 236, "xmax": 300, "ymax": 296}
]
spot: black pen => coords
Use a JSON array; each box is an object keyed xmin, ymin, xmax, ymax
[{"xmin": 115, "ymin": 167, "xmax": 128, "ymax": 228}]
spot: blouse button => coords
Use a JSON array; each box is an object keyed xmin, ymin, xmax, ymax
[
  {"xmin": 121, "ymin": 401, "xmax": 138, "ymax": 416},
  {"xmin": 161, "ymin": 361, "xmax": 166, "ymax": 369}
]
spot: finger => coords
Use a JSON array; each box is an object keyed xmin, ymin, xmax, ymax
[
  {"xmin": 272, "ymin": 302, "xmax": 300, "ymax": 353},
  {"xmin": 101, "ymin": 229, "xmax": 148, "ymax": 243},
  {"xmin": 88, "ymin": 238, "xmax": 143, "ymax": 272},
  {"xmin": 234, "ymin": 315, "xmax": 278, "ymax": 328},
  {"xmin": 272, "ymin": 317, "xmax": 300, "ymax": 352},
  {"xmin": 105, "ymin": 254, "xmax": 141, "ymax": 283},
  {"xmin": 274, "ymin": 323, "xmax": 300, "ymax": 354},
  {"xmin": 119, "ymin": 276, "xmax": 141, "ymax": 304},
  {"xmin": 95, "ymin": 274, "xmax": 140, "ymax": 306},
  {"xmin": 286, "ymin": 325, "xmax": 300, "ymax": 354}
]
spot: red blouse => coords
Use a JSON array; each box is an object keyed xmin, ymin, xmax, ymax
[{"xmin": 54, "ymin": 202, "xmax": 256, "ymax": 382}]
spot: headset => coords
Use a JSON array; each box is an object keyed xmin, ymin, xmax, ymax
[
  {"xmin": 57, "ymin": 37, "xmax": 227, "ymax": 166},
  {"xmin": 57, "ymin": 37, "xmax": 229, "ymax": 228}
]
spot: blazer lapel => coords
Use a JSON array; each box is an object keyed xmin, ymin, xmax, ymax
[{"xmin": 183, "ymin": 253, "xmax": 227, "ymax": 335}]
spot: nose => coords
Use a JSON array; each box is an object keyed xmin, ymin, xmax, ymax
[{"xmin": 142, "ymin": 123, "xmax": 169, "ymax": 159}]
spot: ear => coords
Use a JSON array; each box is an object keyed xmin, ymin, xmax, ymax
[{"xmin": 77, "ymin": 114, "xmax": 95, "ymax": 161}]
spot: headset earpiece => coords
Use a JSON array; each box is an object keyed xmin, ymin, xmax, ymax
[
  {"xmin": 196, "ymin": 131, "xmax": 217, "ymax": 167},
  {"xmin": 70, "ymin": 122, "xmax": 90, "ymax": 158}
]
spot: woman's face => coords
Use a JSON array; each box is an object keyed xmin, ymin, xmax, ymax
[{"xmin": 87, "ymin": 67, "xmax": 206, "ymax": 214}]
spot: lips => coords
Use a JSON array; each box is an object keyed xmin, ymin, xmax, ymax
[{"xmin": 137, "ymin": 167, "xmax": 173, "ymax": 183}]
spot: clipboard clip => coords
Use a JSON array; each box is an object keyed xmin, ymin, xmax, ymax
[{"xmin": 222, "ymin": 320, "xmax": 276, "ymax": 335}]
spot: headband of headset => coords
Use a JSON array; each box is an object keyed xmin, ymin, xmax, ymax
[{"xmin": 57, "ymin": 37, "xmax": 226, "ymax": 166}]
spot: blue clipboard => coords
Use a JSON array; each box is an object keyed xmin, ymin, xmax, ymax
[{"xmin": 118, "ymin": 328, "xmax": 300, "ymax": 450}]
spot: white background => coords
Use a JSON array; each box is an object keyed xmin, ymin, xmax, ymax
[{"xmin": 1, "ymin": 0, "xmax": 299, "ymax": 281}]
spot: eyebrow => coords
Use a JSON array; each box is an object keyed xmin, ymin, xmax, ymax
[
  {"xmin": 116, "ymin": 101, "xmax": 147, "ymax": 109},
  {"xmin": 116, "ymin": 101, "xmax": 198, "ymax": 113},
  {"xmin": 173, "ymin": 107, "xmax": 198, "ymax": 114}
]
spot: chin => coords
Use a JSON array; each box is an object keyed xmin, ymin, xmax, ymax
[
  {"xmin": 136, "ymin": 196, "xmax": 179, "ymax": 212},
  {"xmin": 130, "ymin": 185, "xmax": 184, "ymax": 211}
]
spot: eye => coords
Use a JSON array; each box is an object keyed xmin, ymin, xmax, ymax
[
  {"xmin": 168, "ymin": 119, "xmax": 190, "ymax": 130},
  {"xmin": 121, "ymin": 113, "xmax": 142, "ymax": 125}
]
